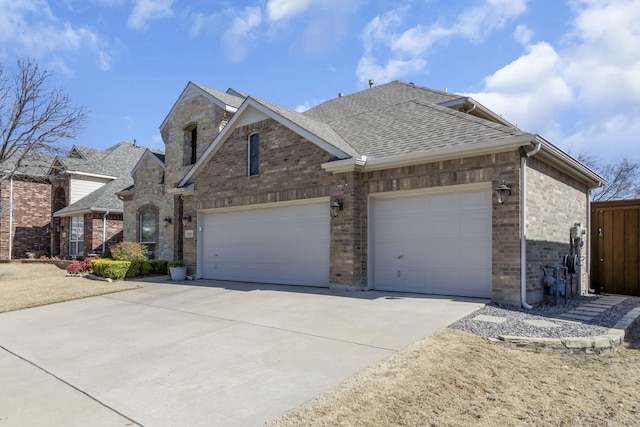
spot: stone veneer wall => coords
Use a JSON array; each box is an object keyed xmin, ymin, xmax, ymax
[
  {"xmin": 0, "ymin": 178, "xmax": 52, "ymax": 259},
  {"xmin": 525, "ymin": 156, "xmax": 589, "ymax": 303}
]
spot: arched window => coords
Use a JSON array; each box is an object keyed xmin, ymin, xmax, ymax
[
  {"xmin": 248, "ymin": 133, "xmax": 259, "ymax": 176},
  {"xmin": 140, "ymin": 210, "xmax": 157, "ymax": 258}
]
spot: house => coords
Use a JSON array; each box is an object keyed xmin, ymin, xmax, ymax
[
  {"xmin": 0, "ymin": 151, "xmax": 55, "ymax": 259},
  {"xmin": 121, "ymin": 81, "xmax": 605, "ymax": 306},
  {"xmin": 0, "ymin": 142, "xmax": 152, "ymax": 260}
]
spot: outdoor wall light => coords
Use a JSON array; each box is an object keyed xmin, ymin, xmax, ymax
[
  {"xmin": 163, "ymin": 216, "xmax": 172, "ymax": 224},
  {"xmin": 46, "ymin": 225, "xmax": 52, "ymax": 234},
  {"xmin": 56, "ymin": 224, "xmax": 64, "ymax": 233},
  {"xmin": 495, "ymin": 181, "xmax": 512, "ymax": 204},
  {"xmin": 330, "ymin": 199, "xmax": 344, "ymax": 218},
  {"xmin": 182, "ymin": 214, "xmax": 192, "ymax": 227}
]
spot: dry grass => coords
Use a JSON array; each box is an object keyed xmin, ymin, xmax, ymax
[
  {"xmin": 268, "ymin": 328, "xmax": 640, "ymax": 427},
  {"xmin": 0, "ymin": 262, "xmax": 139, "ymax": 313}
]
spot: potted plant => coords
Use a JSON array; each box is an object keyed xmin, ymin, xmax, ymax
[{"xmin": 168, "ymin": 260, "xmax": 187, "ymax": 281}]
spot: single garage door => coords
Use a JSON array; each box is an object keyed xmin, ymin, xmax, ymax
[
  {"xmin": 371, "ymin": 186, "xmax": 491, "ymax": 297},
  {"xmin": 200, "ymin": 200, "xmax": 330, "ymax": 287}
]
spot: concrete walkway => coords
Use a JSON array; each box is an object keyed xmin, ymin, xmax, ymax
[{"xmin": 0, "ymin": 280, "xmax": 486, "ymax": 426}]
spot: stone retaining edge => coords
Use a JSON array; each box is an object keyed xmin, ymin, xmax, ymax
[{"xmin": 496, "ymin": 308, "xmax": 640, "ymax": 356}]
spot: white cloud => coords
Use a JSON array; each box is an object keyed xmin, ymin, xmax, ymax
[
  {"xmin": 222, "ymin": 6, "xmax": 262, "ymax": 63},
  {"xmin": 0, "ymin": 0, "xmax": 113, "ymax": 70},
  {"xmin": 466, "ymin": 0, "xmax": 640, "ymax": 159},
  {"xmin": 267, "ymin": 0, "xmax": 313, "ymax": 22},
  {"xmin": 127, "ymin": 0, "xmax": 175, "ymax": 31},
  {"xmin": 357, "ymin": 0, "xmax": 528, "ymax": 86},
  {"xmin": 513, "ymin": 24, "xmax": 533, "ymax": 45}
]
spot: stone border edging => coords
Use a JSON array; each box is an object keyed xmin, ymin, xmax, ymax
[{"xmin": 496, "ymin": 307, "xmax": 640, "ymax": 355}]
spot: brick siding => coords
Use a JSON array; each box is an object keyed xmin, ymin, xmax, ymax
[{"xmin": 0, "ymin": 178, "xmax": 52, "ymax": 259}]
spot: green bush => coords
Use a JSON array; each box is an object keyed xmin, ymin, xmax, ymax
[
  {"xmin": 167, "ymin": 260, "xmax": 184, "ymax": 267},
  {"xmin": 110, "ymin": 241, "xmax": 148, "ymax": 261},
  {"xmin": 149, "ymin": 260, "xmax": 168, "ymax": 275},
  {"xmin": 91, "ymin": 259, "xmax": 131, "ymax": 280},
  {"xmin": 125, "ymin": 260, "xmax": 154, "ymax": 278}
]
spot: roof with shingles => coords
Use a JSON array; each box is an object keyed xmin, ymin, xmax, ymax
[
  {"xmin": 249, "ymin": 97, "xmax": 360, "ymax": 158},
  {"xmin": 191, "ymin": 82, "xmax": 246, "ymax": 109},
  {"xmin": 54, "ymin": 142, "xmax": 151, "ymax": 216},
  {"xmin": 0, "ymin": 151, "xmax": 57, "ymax": 178},
  {"xmin": 300, "ymin": 80, "xmax": 530, "ymax": 159}
]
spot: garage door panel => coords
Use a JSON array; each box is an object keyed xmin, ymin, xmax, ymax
[
  {"xmin": 201, "ymin": 201, "xmax": 329, "ymax": 287},
  {"xmin": 372, "ymin": 187, "xmax": 491, "ymax": 297}
]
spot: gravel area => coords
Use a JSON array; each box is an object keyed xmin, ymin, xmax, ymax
[{"xmin": 449, "ymin": 294, "xmax": 640, "ymax": 338}]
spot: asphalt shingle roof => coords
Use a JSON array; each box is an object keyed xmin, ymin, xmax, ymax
[
  {"xmin": 0, "ymin": 151, "xmax": 56, "ymax": 178},
  {"xmin": 301, "ymin": 80, "xmax": 530, "ymax": 159},
  {"xmin": 54, "ymin": 142, "xmax": 150, "ymax": 216}
]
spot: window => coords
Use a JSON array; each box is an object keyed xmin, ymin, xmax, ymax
[
  {"xmin": 183, "ymin": 124, "xmax": 197, "ymax": 166},
  {"xmin": 190, "ymin": 126, "xmax": 197, "ymax": 165},
  {"xmin": 69, "ymin": 216, "xmax": 84, "ymax": 258},
  {"xmin": 248, "ymin": 133, "xmax": 259, "ymax": 176},
  {"xmin": 140, "ymin": 210, "xmax": 157, "ymax": 258}
]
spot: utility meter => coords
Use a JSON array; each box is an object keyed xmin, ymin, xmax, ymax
[{"xmin": 570, "ymin": 223, "xmax": 585, "ymax": 241}]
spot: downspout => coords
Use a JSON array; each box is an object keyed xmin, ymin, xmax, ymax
[
  {"xmin": 102, "ymin": 211, "xmax": 109, "ymax": 255},
  {"xmin": 8, "ymin": 176, "xmax": 14, "ymax": 259},
  {"xmin": 520, "ymin": 140, "xmax": 542, "ymax": 309}
]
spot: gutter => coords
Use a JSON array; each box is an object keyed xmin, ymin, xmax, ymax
[
  {"xmin": 102, "ymin": 211, "xmax": 109, "ymax": 254},
  {"xmin": 520, "ymin": 141, "xmax": 542, "ymax": 309},
  {"xmin": 8, "ymin": 176, "xmax": 13, "ymax": 259}
]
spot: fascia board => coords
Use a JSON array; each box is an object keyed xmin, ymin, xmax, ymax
[
  {"xmin": 66, "ymin": 171, "xmax": 117, "ymax": 180},
  {"xmin": 535, "ymin": 136, "xmax": 607, "ymax": 188},
  {"xmin": 179, "ymin": 98, "xmax": 350, "ymax": 187},
  {"xmin": 322, "ymin": 135, "xmax": 535, "ymax": 173},
  {"xmin": 243, "ymin": 98, "xmax": 350, "ymax": 159}
]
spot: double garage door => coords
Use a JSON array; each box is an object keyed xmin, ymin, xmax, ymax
[{"xmin": 200, "ymin": 187, "xmax": 491, "ymax": 297}]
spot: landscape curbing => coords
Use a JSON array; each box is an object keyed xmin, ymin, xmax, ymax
[{"xmin": 497, "ymin": 306, "xmax": 640, "ymax": 355}]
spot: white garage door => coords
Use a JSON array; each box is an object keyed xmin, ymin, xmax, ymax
[
  {"xmin": 371, "ymin": 186, "xmax": 491, "ymax": 297},
  {"xmin": 200, "ymin": 200, "xmax": 330, "ymax": 287}
]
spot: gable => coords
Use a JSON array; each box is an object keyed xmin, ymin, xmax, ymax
[
  {"xmin": 192, "ymin": 118, "xmax": 336, "ymax": 209},
  {"xmin": 178, "ymin": 98, "xmax": 356, "ymax": 187},
  {"xmin": 160, "ymin": 82, "xmax": 243, "ymax": 132}
]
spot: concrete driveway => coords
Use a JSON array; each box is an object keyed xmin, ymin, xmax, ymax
[{"xmin": 0, "ymin": 280, "xmax": 486, "ymax": 426}]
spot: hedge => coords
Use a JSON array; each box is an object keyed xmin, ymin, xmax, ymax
[
  {"xmin": 91, "ymin": 259, "xmax": 131, "ymax": 280},
  {"xmin": 91, "ymin": 259, "xmax": 169, "ymax": 280}
]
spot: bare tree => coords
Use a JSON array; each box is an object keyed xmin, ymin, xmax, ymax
[
  {"xmin": 0, "ymin": 58, "xmax": 87, "ymax": 183},
  {"xmin": 577, "ymin": 152, "xmax": 640, "ymax": 201}
]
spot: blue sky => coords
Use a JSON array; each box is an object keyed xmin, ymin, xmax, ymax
[{"xmin": 1, "ymin": 0, "xmax": 638, "ymax": 161}]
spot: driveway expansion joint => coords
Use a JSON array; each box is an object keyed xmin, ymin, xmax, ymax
[{"xmin": 0, "ymin": 345, "xmax": 143, "ymax": 426}]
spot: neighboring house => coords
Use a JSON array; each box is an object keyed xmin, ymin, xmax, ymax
[
  {"xmin": 122, "ymin": 81, "xmax": 605, "ymax": 306},
  {"xmin": 0, "ymin": 151, "xmax": 55, "ymax": 259},
  {"xmin": 0, "ymin": 142, "xmax": 152, "ymax": 260}
]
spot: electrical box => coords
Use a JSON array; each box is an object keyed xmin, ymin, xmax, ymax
[{"xmin": 570, "ymin": 222, "xmax": 585, "ymax": 240}]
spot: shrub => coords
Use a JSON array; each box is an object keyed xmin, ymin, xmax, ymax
[
  {"xmin": 149, "ymin": 260, "xmax": 168, "ymax": 275},
  {"xmin": 91, "ymin": 259, "xmax": 131, "ymax": 280},
  {"xmin": 110, "ymin": 241, "xmax": 148, "ymax": 261},
  {"xmin": 66, "ymin": 256, "xmax": 99, "ymax": 275},
  {"xmin": 167, "ymin": 260, "xmax": 184, "ymax": 267}
]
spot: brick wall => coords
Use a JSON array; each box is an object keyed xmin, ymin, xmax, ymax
[
  {"xmin": 361, "ymin": 151, "xmax": 523, "ymax": 304},
  {"xmin": 526, "ymin": 157, "xmax": 589, "ymax": 302},
  {"xmin": 0, "ymin": 178, "xmax": 52, "ymax": 259},
  {"xmin": 87, "ymin": 212, "xmax": 124, "ymax": 255}
]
